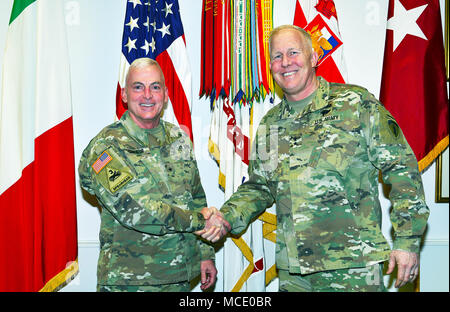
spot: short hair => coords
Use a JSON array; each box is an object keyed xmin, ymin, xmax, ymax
[
  {"xmin": 125, "ymin": 57, "xmax": 165, "ymax": 86},
  {"xmin": 268, "ymin": 24, "xmax": 313, "ymax": 55}
]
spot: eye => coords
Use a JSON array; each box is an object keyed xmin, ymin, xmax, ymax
[
  {"xmin": 271, "ymin": 54, "xmax": 281, "ymax": 61},
  {"xmin": 151, "ymin": 84, "xmax": 162, "ymax": 92},
  {"xmin": 133, "ymin": 84, "xmax": 144, "ymax": 91}
]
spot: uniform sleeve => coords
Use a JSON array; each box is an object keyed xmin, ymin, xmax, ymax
[
  {"xmin": 188, "ymin": 155, "xmax": 216, "ymax": 260},
  {"xmin": 361, "ymin": 92, "xmax": 430, "ymax": 253},
  {"xmin": 220, "ymin": 123, "xmax": 276, "ymax": 235},
  {"xmin": 78, "ymin": 139, "xmax": 206, "ymax": 236}
]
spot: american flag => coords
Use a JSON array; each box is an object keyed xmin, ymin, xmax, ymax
[
  {"xmin": 116, "ymin": 0, "xmax": 193, "ymax": 141},
  {"xmin": 92, "ymin": 151, "xmax": 112, "ymax": 174}
]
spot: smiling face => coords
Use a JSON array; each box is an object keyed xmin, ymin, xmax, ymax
[
  {"xmin": 121, "ymin": 63, "xmax": 168, "ymax": 129},
  {"xmin": 269, "ymin": 27, "xmax": 319, "ymax": 102}
]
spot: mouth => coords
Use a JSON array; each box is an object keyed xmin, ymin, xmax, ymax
[
  {"xmin": 282, "ymin": 71, "xmax": 297, "ymax": 77},
  {"xmin": 140, "ymin": 103, "xmax": 155, "ymax": 108}
]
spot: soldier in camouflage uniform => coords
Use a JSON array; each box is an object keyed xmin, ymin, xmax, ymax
[
  {"xmin": 201, "ymin": 25, "xmax": 429, "ymax": 291},
  {"xmin": 78, "ymin": 58, "xmax": 217, "ymax": 292}
]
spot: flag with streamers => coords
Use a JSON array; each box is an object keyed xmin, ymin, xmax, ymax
[
  {"xmin": 201, "ymin": 0, "xmax": 274, "ymax": 105},
  {"xmin": 116, "ymin": 0, "xmax": 194, "ymax": 141},
  {"xmin": 380, "ymin": 0, "xmax": 448, "ymax": 171},
  {"xmin": 0, "ymin": 0, "xmax": 78, "ymax": 291},
  {"xmin": 203, "ymin": 0, "xmax": 277, "ymax": 292}
]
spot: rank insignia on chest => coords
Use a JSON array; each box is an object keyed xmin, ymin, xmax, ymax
[{"xmin": 92, "ymin": 151, "xmax": 112, "ymax": 174}]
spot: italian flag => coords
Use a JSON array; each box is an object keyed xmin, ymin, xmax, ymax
[{"xmin": 0, "ymin": 0, "xmax": 78, "ymax": 291}]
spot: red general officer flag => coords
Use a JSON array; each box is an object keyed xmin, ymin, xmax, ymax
[{"xmin": 380, "ymin": 0, "xmax": 448, "ymax": 171}]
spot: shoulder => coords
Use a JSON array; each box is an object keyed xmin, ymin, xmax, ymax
[
  {"xmin": 99, "ymin": 120, "xmax": 127, "ymax": 139},
  {"xmin": 89, "ymin": 121, "xmax": 124, "ymax": 145},
  {"xmin": 162, "ymin": 120, "xmax": 186, "ymax": 138},
  {"xmin": 162, "ymin": 120, "xmax": 192, "ymax": 146},
  {"xmin": 327, "ymin": 82, "xmax": 381, "ymax": 112},
  {"xmin": 161, "ymin": 120, "xmax": 196, "ymax": 161},
  {"xmin": 80, "ymin": 121, "xmax": 124, "ymax": 160},
  {"xmin": 329, "ymin": 82, "xmax": 373, "ymax": 99},
  {"xmin": 259, "ymin": 101, "xmax": 284, "ymax": 125}
]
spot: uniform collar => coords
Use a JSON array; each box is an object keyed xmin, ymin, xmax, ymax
[
  {"xmin": 120, "ymin": 111, "xmax": 182, "ymax": 147},
  {"xmin": 280, "ymin": 76, "xmax": 331, "ymax": 119}
]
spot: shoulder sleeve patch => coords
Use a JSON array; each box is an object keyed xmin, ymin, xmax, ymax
[
  {"xmin": 92, "ymin": 151, "xmax": 112, "ymax": 174},
  {"xmin": 379, "ymin": 107, "xmax": 406, "ymax": 144},
  {"xmin": 106, "ymin": 166, "xmax": 132, "ymax": 193},
  {"xmin": 387, "ymin": 118, "xmax": 400, "ymax": 138}
]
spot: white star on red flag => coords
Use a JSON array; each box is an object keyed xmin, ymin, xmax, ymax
[{"xmin": 387, "ymin": 0, "xmax": 428, "ymax": 51}]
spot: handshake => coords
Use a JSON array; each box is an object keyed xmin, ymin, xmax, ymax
[{"xmin": 195, "ymin": 207, "xmax": 231, "ymax": 243}]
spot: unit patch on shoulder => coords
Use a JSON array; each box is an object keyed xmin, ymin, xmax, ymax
[
  {"xmin": 92, "ymin": 151, "xmax": 112, "ymax": 174},
  {"xmin": 379, "ymin": 108, "xmax": 405, "ymax": 144},
  {"xmin": 387, "ymin": 119, "xmax": 400, "ymax": 138},
  {"xmin": 106, "ymin": 166, "xmax": 132, "ymax": 193}
]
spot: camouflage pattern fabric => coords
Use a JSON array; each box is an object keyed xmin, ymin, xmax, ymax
[
  {"xmin": 221, "ymin": 77, "xmax": 429, "ymax": 275},
  {"xmin": 98, "ymin": 282, "xmax": 190, "ymax": 292},
  {"xmin": 79, "ymin": 111, "xmax": 214, "ymax": 287},
  {"xmin": 278, "ymin": 263, "xmax": 386, "ymax": 292}
]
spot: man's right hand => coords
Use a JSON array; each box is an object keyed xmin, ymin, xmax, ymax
[{"xmin": 194, "ymin": 207, "xmax": 231, "ymax": 243}]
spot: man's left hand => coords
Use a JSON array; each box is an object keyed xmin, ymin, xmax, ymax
[
  {"xmin": 386, "ymin": 250, "xmax": 419, "ymax": 288},
  {"xmin": 200, "ymin": 259, "xmax": 217, "ymax": 290}
]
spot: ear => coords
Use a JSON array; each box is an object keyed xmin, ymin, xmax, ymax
[
  {"xmin": 121, "ymin": 87, "xmax": 128, "ymax": 103},
  {"xmin": 311, "ymin": 50, "xmax": 319, "ymax": 68},
  {"xmin": 164, "ymin": 86, "xmax": 169, "ymax": 103}
]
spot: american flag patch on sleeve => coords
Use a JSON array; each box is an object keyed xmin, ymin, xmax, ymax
[{"xmin": 92, "ymin": 151, "xmax": 112, "ymax": 174}]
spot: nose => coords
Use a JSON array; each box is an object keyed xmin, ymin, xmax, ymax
[
  {"xmin": 281, "ymin": 54, "xmax": 290, "ymax": 67},
  {"xmin": 144, "ymin": 86, "xmax": 152, "ymax": 99}
]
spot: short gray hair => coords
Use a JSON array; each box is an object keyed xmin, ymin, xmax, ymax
[
  {"xmin": 125, "ymin": 57, "xmax": 165, "ymax": 86},
  {"xmin": 268, "ymin": 24, "xmax": 313, "ymax": 55}
]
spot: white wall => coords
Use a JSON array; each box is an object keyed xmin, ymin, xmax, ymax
[{"xmin": 0, "ymin": 0, "xmax": 447, "ymax": 292}]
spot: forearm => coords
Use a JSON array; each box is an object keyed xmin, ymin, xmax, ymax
[
  {"xmin": 221, "ymin": 179, "xmax": 275, "ymax": 235},
  {"xmin": 99, "ymin": 192, "xmax": 206, "ymax": 235}
]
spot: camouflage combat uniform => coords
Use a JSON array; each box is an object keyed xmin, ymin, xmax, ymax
[
  {"xmin": 78, "ymin": 111, "xmax": 214, "ymax": 291},
  {"xmin": 221, "ymin": 77, "xmax": 429, "ymax": 290}
]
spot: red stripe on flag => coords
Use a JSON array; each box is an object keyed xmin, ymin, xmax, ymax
[
  {"xmin": 156, "ymin": 51, "xmax": 193, "ymax": 142},
  {"xmin": 0, "ymin": 117, "xmax": 77, "ymax": 292},
  {"xmin": 316, "ymin": 56, "xmax": 345, "ymax": 83},
  {"xmin": 200, "ymin": 0, "xmax": 214, "ymax": 97},
  {"xmin": 213, "ymin": 0, "xmax": 223, "ymax": 98},
  {"xmin": 380, "ymin": 0, "xmax": 448, "ymax": 170},
  {"xmin": 293, "ymin": 0, "xmax": 308, "ymax": 28},
  {"xmin": 116, "ymin": 83, "xmax": 127, "ymax": 120}
]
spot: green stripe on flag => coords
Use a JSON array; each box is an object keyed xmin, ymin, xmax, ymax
[{"xmin": 9, "ymin": 0, "xmax": 36, "ymax": 24}]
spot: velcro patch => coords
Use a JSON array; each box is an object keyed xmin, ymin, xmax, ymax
[
  {"xmin": 106, "ymin": 166, "xmax": 132, "ymax": 193},
  {"xmin": 387, "ymin": 119, "xmax": 400, "ymax": 138},
  {"xmin": 92, "ymin": 151, "xmax": 112, "ymax": 174}
]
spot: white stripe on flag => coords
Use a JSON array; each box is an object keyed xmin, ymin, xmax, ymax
[
  {"xmin": 166, "ymin": 36, "xmax": 192, "ymax": 112},
  {"xmin": 1, "ymin": 0, "xmax": 72, "ymax": 194}
]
